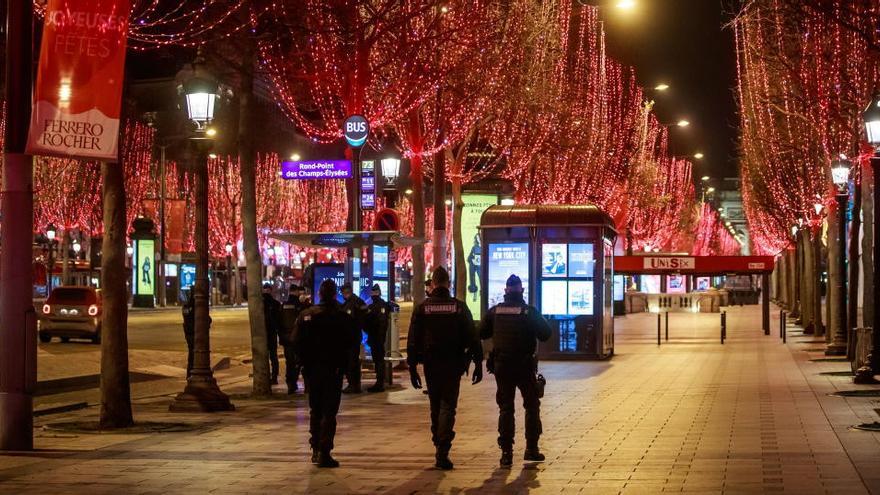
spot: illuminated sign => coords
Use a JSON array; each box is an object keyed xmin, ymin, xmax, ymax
[
  {"xmin": 343, "ymin": 115, "xmax": 369, "ymax": 147},
  {"xmin": 281, "ymin": 160, "xmax": 352, "ymax": 180},
  {"xmin": 642, "ymin": 257, "xmax": 695, "ymax": 270},
  {"xmin": 360, "ymin": 160, "xmax": 376, "ymax": 210},
  {"xmin": 134, "ymin": 239, "xmax": 155, "ymax": 296}
]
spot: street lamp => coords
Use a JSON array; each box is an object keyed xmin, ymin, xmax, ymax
[
  {"xmin": 693, "ymin": 152, "xmax": 704, "ymax": 160},
  {"xmin": 856, "ymin": 90, "xmax": 880, "ymax": 382},
  {"xmin": 170, "ymin": 52, "xmax": 233, "ymax": 412},
  {"xmin": 654, "ymin": 83, "xmax": 669, "ymax": 91},
  {"xmin": 381, "ymin": 158, "xmax": 401, "ymax": 187},
  {"xmin": 676, "ymin": 119, "xmax": 690, "ymax": 127},
  {"xmin": 45, "ymin": 224, "xmax": 57, "ymax": 294},
  {"xmin": 827, "ymin": 156, "xmax": 851, "ymax": 356}
]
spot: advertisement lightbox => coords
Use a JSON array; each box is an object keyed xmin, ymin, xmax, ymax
[
  {"xmin": 487, "ymin": 242, "xmax": 530, "ymax": 307},
  {"xmin": 568, "ymin": 280, "xmax": 594, "ymax": 315},
  {"xmin": 541, "ymin": 243, "xmax": 567, "ymax": 278},
  {"xmin": 541, "ymin": 280, "xmax": 568, "ymax": 316},
  {"xmin": 135, "ymin": 239, "xmax": 155, "ymax": 296},
  {"xmin": 461, "ymin": 193, "xmax": 498, "ymax": 318}
]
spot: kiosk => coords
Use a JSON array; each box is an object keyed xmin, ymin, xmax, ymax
[{"xmin": 479, "ymin": 205, "xmax": 617, "ymax": 360}]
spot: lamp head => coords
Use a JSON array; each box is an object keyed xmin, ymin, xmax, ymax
[
  {"xmin": 863, "ymin": 90, "xmax": 880, "ymax": 146},
  {"xmin": 831, "ymin": 155, "xmax": 851, "ymax": 189}
]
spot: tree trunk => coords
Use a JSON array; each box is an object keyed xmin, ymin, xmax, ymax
[
  {"xmin": 450, "ymin": 149, "xmax": 465, "ymax": 300},
  {"xmin": 801, "ymin": 232, "xmax": 814, "ymax": 332},
  {"xmin": 827, "ymin": 211, "xmax": 839, "ymax": 343},
  {"xmin": 412, "ymin": 153, "xmax": 426, "ymax": 305},
  {"xmin": 812, "ymin": 230, "xmax": 824, "ymax": 335},
  {"xmin": 862, "ymin": 172, "xmax": 873, "ymax": 328},
  {"xmin": 99, "ymin": 159, "xmax": 134, "ymax": 428},
  {"xmin": 61, "ymin": 233, "xmax": 69, "ymax": 285},
  {"xmin": 849, "ymin": 176, "xmax": 861, "ymax": 335},
  {"xmin": 237, "ymin": 38, "xmax": 271, "ymax": 396},
  {"xmin": 432, "ymin": 148, "xmax": 447, "ymax": 269},
  {"xmin": 788, "ymin": 248, "xmax": 798, "ymax": 315}
]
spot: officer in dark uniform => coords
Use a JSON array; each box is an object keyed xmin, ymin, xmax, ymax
[
  {"xmin": 365, "ymin": 284, "xmax": 394, "ymax": 392},
  {"xmin": 481, "ymin": 274, "xmax": 552, "ymax": 467},
  {"xmin": 292, "ymin": 279, "xmax": 360, "ymax": 468},
  {"xmin": 280, "ymin": 285, "xmax": 310, "ymax": 394},
  {"xmin": 341, "ymin": 283, "xmax": 368, "ymax": 393},
  {"xmin": 262, "ymin": 283, "xmax": 282, "ymax": 385},
  {"xmin": 408, "ymin": 266, "xmax": 483, "ymax": 470}
]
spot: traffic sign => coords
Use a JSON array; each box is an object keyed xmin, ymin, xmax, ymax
[{"xmin": 343, "ymin": 115, "xmax": 369, "ymax": 147}]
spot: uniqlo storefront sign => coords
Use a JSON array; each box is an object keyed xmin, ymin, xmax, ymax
[{"xmin": 27, "ymin": 0, "xmax": 130, "ymax": 160}]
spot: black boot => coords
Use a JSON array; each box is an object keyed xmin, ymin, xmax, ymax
[
  {"xmin": 310, "ymin": 449, "xmax": 319, "ymax": 464},
  {"xmin": 435, "ymin": 449, "xmax": 454, "ymax": 470},
  {"xmin": 500, "ymin": 449, "xmax": 513, "ymax": 468},
  {"xmin": 524, "ymin": 447, "xmax": 545, "ymax": 462},
  {"xmin": 318, "ymin": 451, "xmax": 340, "ymax": 468},
  {"xmin": 367, "ymin": 383, "xmax": 385, "ymax": 393},
  {"xmin": 342, "ymin": 384, "xmax": 361, "ymax": 394}
]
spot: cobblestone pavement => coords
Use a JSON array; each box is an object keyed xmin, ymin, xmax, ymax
[{"xmin": 2, "ymin": 305, "xmax": 880, "ymax": 494}]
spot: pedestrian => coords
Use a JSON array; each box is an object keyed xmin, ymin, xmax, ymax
[
  {"xmin": 425, "ymin": 277, "xmax": 433, "ymax": 298},
  {"xmin": 181, "ymin": 289, "xmax": 195, "ymax": 378},
  {"xmin": 292, "ymin": 279, "xmax": 360, "ymax": 468},
  {"xmin": 407, "ymin": 266, "xmax": 483, "ymax": 470},
  {"xmin": 280, "ymin": 284, "xmax": 310, "ymax": 394},
  {"xmin": 481, "ymin": 274, "xmax": 552, "ymax": 467},
  {"xmin": 364, "ymin": 284, "xmax": 393, "ymax": 392},
  {"xmin": 262, "ymin": 283, "xmax": 282, "ymax": 385},
  {"xmin": 341, "ymin": 283, "xmax": 368, "ymax": 394}
]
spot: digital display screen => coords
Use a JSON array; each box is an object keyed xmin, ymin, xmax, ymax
[
  {"xmin": 373, "ymin": 245, "xmax": 389, "ymax": 278},
  {"xmin": 312, "ymin": 264, "xmax": 345, "ymax": 303},
  {"xmin": 667, "ymin": 274, "xmax": 686, "ymax": 294},
  {"xmin": 135, "ymin": 239, "xmax": 155, "ymax": 296},
  {"xmin": 569, "ymin": 243, "xmax": 595, "ymax": 277},
  {"xmin": 180, "ymin": 263, "xmax": 196, "ymax": 290},
  {"xmin": 541, "ymin": 280, "xmax": 568, "ymax": 315},
  {"xmin": 613, "ymin": 275, "xmax": 625, "ymax": 301},
  {"xmin": 541, "ymin": 243, "xmax": 567, "ymax": 278},
  {"xmin": 487, "ymin": 243, "xmax": 530, "ymax": 307},
  {"xmin": 568, "ymin": 280, "xmax": 594, "ymax": 315},
  {"xmin": 642, "ymin": 275, "xmax": 661, "ymax": 293},
  {"xmin": 165, "ymin": 263, "xmax": 178, "ymax": 278},
  {"xmin": 696, "ymin": 277, "xmax": 711, "ymax": 291}
]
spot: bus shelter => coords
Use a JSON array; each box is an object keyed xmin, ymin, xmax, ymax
[
  {"xmin": 479, "ymin": 205, "xmax": 617, "ymax": 360},
  {"xmin": 614, "ymin": 255, "xmax": 776, "ymax": 334}
]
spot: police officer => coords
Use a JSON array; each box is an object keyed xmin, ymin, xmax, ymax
[
  {"xmin": 408, "ymin": 266, "xmax": 483, "ymax": 470},
  {"xmin": 341, "ymin": 283, "xmax": 368, "ymax": 394},
  {"xmin": 181, "ymin": 289, "xmax": 195, "ymax": 378},
  {"xmin": 292, "ymin": 279, "xmax": 360, "ymax": 468},
  {"xmin": 262, "ymin": 283, "xmax": 282, "ymax": 385},
  {"xmin": 365, "ymin": 284, "xmax": 393, "ymax": 392},
  {"xmin": 481, "ymin": 274, "xmax": 552, "ymax": 467},
  {"xmin": 280, "ymin": 285, "xmax": 310, "ymax": 394}
]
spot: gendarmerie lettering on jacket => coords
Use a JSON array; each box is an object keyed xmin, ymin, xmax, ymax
[
  {"xmin": 494, "ymin": 306, "xmax": 525, "ymax": 315},
  {"xmin": 424, "ymin": 303, "xmax": 457, "ymax": 314}
]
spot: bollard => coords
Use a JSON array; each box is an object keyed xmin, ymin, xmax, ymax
[
  {"xmin": 665, "ymin": 311, "xmax": 669, "ymax": 341},
  {"xmin": 657, "ymin": 313, "xmax": 661, "ymax": 346},
  {"xmin": 782, "ymin": 311, "xmax": 786, "ymax": 343},
  {"xmin": 779, "ymin": 310, "xmax": 784, "ymax": 339},
  {"xmin": 721, "ymin": 311, "xmax": 727, "ymax": 344}
]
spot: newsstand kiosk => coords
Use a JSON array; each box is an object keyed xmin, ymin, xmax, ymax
[{"xmin": 479, "ymin": 205, "xmax": 617, "ymax": 360}]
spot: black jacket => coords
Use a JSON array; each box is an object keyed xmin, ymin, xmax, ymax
[
  {"xmin": 481, "ymin": 292, "xmax": 552, "ymax": 363},
  {"xmin": 280, "ymin": 296, "xmax": 310, "ymax": 345},
  {"xmin": 407, "ymin": 287, "xmax": 482, "ymax": 370},
  {"xmin": 342, "ymin": 294, "xmax": 369, "ymax": 329},
  {"xmin": 292, "ymin": 301, "xmax": 360, "ymax": 371},
  {"xmin": 262, "ymin": 293, "xmax": 282, "ymax": 337},
  {"xmin": 365, "ymin": 295, "xmax": 392, "ymax": 341}
]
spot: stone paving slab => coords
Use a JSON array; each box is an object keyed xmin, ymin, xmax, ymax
[{"xmin": 0, "ymin": 305, "xmax": 879, "ymax": 494}]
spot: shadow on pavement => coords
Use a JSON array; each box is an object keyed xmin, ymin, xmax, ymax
[{"xmin": 464, "ymin": 465, "xmax": 541, "ymax": 494}]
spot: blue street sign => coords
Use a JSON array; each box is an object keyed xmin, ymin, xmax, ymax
[{"xmin": 343, "ymin": 115, "xmax": 369, "ymax": 147}]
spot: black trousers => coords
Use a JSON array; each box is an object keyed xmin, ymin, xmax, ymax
[
  {"xmin": 282, "ymin": 344, "xmax": 300, "ymax": 388},
  {"xmin": 424, "ymin": 361, "xmax": 462, "ymax": 452},
  {"xmin": 345, "ymin": 333, "xmax": 363, "ymax": 389},
  {"xmin": 305, "ymin": 368, "xmax": 344, "ymax": 453},
  {"xmin": 367, "ymin": 335, "xmax": 386, "ymax": 385},
  {"xmin": 495, "ymin": 363, "xmax": 542, "ymax": 450},
  {"xmin": 267, "ymin": 328, "xmax": 279, "ymax": 380}
]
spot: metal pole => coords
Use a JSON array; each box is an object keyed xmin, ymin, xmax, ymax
[
  {"xmin": 762, "ymin": 272, "xmax": 770, "ymax": 335},
  {"xmin": 0, "ymin": 0, "xmax": 35, "ymax": 450},
  {"xmin": 782, "ymin": 310, "xmax": 787, "ymax": 343},
  {"xmin": 47, "ymin": 242, "xmax": 54, "ymax": 294},
  {"xmin": 657, "ymin": 313, "xmax": 661, "ymax": 346},
  {"xmin": 169, "ymin": 142, "xmax": 233, "ymax": 412},
  {"xmin": 721, "ymin": 311, "xmax": 726, "ymax": 344},
  {"xmin": 227, "ymin": 254, "xmax": 233, "ymax": 306},
  {"xmin": 665, "ymin": 311, "xmax": 669, "ymax": 341},
  {"xmin": 158, "ymin": 145, "xmax": 167, "ymax": 306}
]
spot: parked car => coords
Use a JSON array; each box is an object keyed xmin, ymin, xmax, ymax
[{"xmin": 39, "ymin": 286, "xmax": 102, "ymax": 343}]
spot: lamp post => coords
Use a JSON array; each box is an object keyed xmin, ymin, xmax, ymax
[
  {"xmin": 381, "ymin": 157, "xmax": 401, "ymax": 208},
  {"xmin": 45, "ymin": 224, "xmax": 57, "ymax": 294},
  {"xmin": 225, "ymin": 241, "xmax": 234, "ymax": 306},
  {"xmin": 855, "ymin": 91, "xmax": 880, "ymax": 383},
  {"xmin": 170, "ymin": 53, "xmax": 234, "ymax": 411},
  {"xmin": 827, "ymin": 157, "xmax": 850, "ymax": 356}
]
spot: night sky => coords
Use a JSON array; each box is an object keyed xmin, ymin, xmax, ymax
[{"xmin": 599, "ymin": 0, "xmax": 740, "ymax": 179}]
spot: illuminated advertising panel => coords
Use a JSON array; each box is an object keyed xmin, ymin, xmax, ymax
[
  {"xmin": 487, "ymin": 243, "xmax": 530, "ymax": 307},
  {"xmin": 135, "ymin": 239, "xmax": 155, "ymax": 296},
  {"xmin": 461, "ymin": 193, "xmax": 497, "ymax": 318},
  {"xmin": 569, "ymin": 243, "xmax": 595, "ymax": 277},
  {"xmin": 541, "ymin": 243, "xmax": 567, "ymax": 278},
  {"xmin": 568, "ymin": 280, "xmax": 594, "ymax": 315},
  {"xmin": 541, "ymin": 280, "xmax": 568, "ymax": 315}
]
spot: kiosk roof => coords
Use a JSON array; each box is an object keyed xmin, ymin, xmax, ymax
[{"xmin": 480, "ymin": 205, "xmax": 616, "ymax": 231}]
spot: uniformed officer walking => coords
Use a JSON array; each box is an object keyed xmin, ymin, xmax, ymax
[
  {"xmin": 341, "ymin": 283, "xmax": 368, "ymax": 393},
  {"xmin": 481, "ymin": 274, "xmax": 552, "ymax": 467},
  {"xmin": 292, "ymin": 279, "xmax": 360, "ymax": 468},
  {"xmin": 365, "ymin": 284, "xmax": 393, "ymax": 392},
  {"xmin": 408, "ymin": 266, "xmax": 483, "ymax": 470},
  {"xmin": 280, "ymin": 285, "xmax": 310, "ymax": 394}
]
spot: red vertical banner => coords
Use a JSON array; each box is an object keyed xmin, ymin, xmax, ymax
[{"xmin": 26, "ymin": 0, "xmax": 130, "ymax": 160}]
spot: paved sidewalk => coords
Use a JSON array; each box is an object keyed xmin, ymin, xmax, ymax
[{"xmin": 1, "ymin": 305, "xmax": 879, "ymax": 494}]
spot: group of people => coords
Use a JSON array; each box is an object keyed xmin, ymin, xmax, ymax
[
  {"xmin": 290, "ymin": 266, "xmax": 552, "ymax": 471},
  {"xmin": 182, "ymin": 266, "xmax": 552, "ymax": 471}
]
